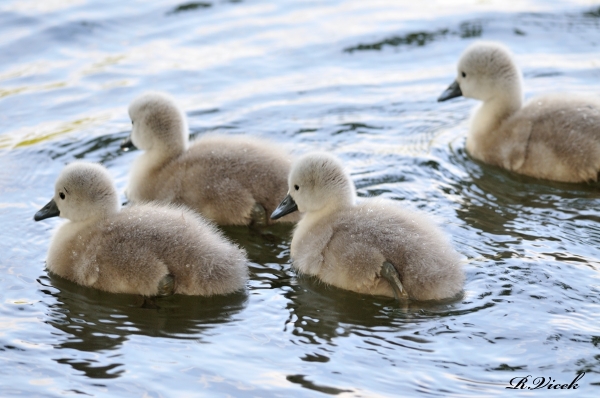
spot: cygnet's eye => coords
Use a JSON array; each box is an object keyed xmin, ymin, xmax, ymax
[
  {"xmin": 59, "ymin": 192, "xmax": 65, "ymax": 200},
  {"xmin": 461, "ymin": 71, "xmax": 466, "ymax": 78},
  {"xmin": 294, "ymin": 184, "xmax": 299, "ymax": 191},
  {"xmin": 131, "ymin": 120, "xmax": 134, "ymax": 125}
]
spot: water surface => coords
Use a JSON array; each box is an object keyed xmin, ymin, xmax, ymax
[{"xmin": 1, "ymin": 0, "xmax": 600, "ymax": 396}]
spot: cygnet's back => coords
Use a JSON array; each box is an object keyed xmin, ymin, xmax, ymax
[
  {"xmin": 438, "ymin": 41, "xmax": 600, "ymax": 183},
  {"xmin": 123, "ymin": 91, "xmax": 299, "ymax": 225},
  {"xmin": 158, "ymin": 134, "xmax": 298, "ymax": 224},
  {"xmin": 272, "ymin": 153, "xmax": 464, "ymax": 301},
  {"xmin": 35, "ymin": 162, "xmax": 248, "ymax": 296}
]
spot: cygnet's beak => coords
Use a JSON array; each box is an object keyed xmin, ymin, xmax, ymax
[
  {"xmin": 270, "ymin": 194, "xmax": 298, "ymax": 220},
  {"xmin": 437, "ymin": 80, "xmax": 463, "ymax": 102},
  {"xmin": 120, "ymin": 135, "xmax": 136, "ymax": 151},
  {"xmin": 34, "ymin": 199, "xmax": 60, "ymax": 221}
]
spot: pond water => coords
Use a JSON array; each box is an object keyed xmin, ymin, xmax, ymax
[{"xmin": 1, "ymin": 0, "xmax": 600, "ymax": 396}]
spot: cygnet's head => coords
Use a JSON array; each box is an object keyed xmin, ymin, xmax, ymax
[
  {"xmin": 122, "ymin": 91, "xmax": 189, "ymax": 153},
  {"xmin": 271, "ymin": 153, "xmax": 355, "ymax": 219},
  {"xmin": 438, "ymin": 41, "xmax": 522, "ymax": 103},
  {"xmin": 34, "ymin": 162, "xmax": 120, "ymax": 222}
]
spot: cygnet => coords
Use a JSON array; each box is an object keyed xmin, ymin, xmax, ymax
[
  {"xmin": 34, "ymin": 161, "xmax": 248, "ymax": 296},
  {"xmin": 438, "ymin": 41, "xmax": 600, "ymax": 183},
  {"xmin": 122, "ymin": 91, "xmax": 299, "ymax": 225},
  {"xmin": 271, "ymin": 153, "xmax": 464, "ymax": 301}
]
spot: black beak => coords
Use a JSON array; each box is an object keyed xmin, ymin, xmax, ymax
[
  {"xmin": 437, "ymin": 80, "xmax": 463, "ymax": 102},
  {"xmin": 120, "ymin": 135, "xmax": 136, "ymax": 150},
  {"xmin": 34, "ymin": 199, "xmax": 60, "ymax": 221},
  {"xmin": 271, "ymin": 194, "xmax": 298, "ymax": 220}
]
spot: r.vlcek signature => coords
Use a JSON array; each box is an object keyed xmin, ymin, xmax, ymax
[{"xmin": 506, "ymin": 372, "xmax": 585, "ymax": 390}]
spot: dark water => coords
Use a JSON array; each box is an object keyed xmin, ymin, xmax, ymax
[{"xmin": 1, "ymin": 0, "xmax": 600, "ymax": 396}]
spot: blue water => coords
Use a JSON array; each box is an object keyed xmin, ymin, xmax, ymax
[{"xmin": 1, "ymin": 0, "xmax": 599, "ymax": 396}]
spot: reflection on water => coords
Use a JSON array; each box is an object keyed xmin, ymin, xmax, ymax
[
  {"xmin": 344, "ymin": 21, "xmax": 483, "ymax": 53},
  {"xmin": 283, "ymin": 274, "xmax": 463, "ymax": 344},
  {"xmin": 1, "ymin": 0, "xmax": 600, "ymax": 396},
  {"xmin": 41, "ymin": 274, "xmax": 247, "ymax": 378},
  {"xmin": 167, "ymin": 2, "xmax": 213, "ymax": 16}
]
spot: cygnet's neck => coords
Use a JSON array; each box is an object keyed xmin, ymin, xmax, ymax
[
  {"xmin": 143, "ymin": 136, "xmax": 188, "ymax": 167},
  {"xmin": 467, "ymin": 90, "xmax": 522, "ymax": 151},
  {"xmin": 68, "ymin": 202, "xmax": 121, "ymax": 225},
  {"xmin": 305, "ymin": 195, "xmax": 355, "ymax": 221},
  {"xmin": 99, "ymin": 201, "xmax": 121, "ymax": 219}
]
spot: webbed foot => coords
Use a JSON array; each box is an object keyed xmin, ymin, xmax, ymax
[
  {"xmin": 250, "ymin": 203, "xmax": 268, "ymax": 227},
  {"xmin": 381, "ymin": 261, "xmax": 409, "ymax": 301},
  {"xmin": 157, "ymin": 273, "xmax": 175, "ymax": 297}
]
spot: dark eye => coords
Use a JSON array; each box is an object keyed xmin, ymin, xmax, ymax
[
  {"xmin": 461, "ymin": 71, "xmax": 466, "ymax": 78},
  {"xmin": 294, "ymin": 185, "xmax": 299, "ymax": 191},
  {"xmin": 131, "ymin": 120, "xmax": 134, "ymax": 125},
  {"xmin": 59, "ymin": 192, "xmax": 65, "ymax": 200}
]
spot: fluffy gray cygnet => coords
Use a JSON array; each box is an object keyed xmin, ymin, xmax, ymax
[
  {"xmin": 122, "ymin": 91, "xmax": 299, "ymax": 226},
  {"xmin": 34, "ymin": 162, "xmax": 248, "ymax": 296},
  {"xmin": 439, "ymin": 41, "xmax": 600, "ymax": 183},
  {"xmin": 271, "ymin": 153, "xmax": 464, "ymax": 301}
]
